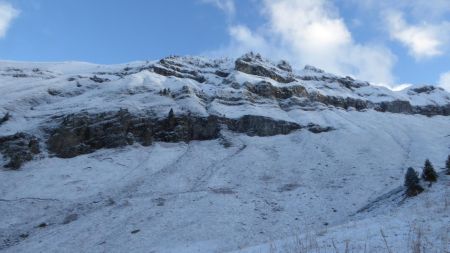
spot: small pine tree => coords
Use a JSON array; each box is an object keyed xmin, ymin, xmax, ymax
[
  {"xmin": 404, "ymin": 167, "xmax": 424, "ymax": 197},
  {"xmin": 167, "ymin": 108, "xmax": 176, "ymax": 129},
  {"xmin": 168, "ymin": 108, "xmax": 174, "ymax": 119},
  {"xmin": 446, "ymin": 155, "xmax": 450, "ymax": 175},
  {"xmin": 421, "ymin": 159, "xmax": 438, "ymax": 183}
]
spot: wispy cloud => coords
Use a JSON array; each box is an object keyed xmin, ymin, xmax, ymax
[
  {"xmin": 348, "ymin": 0, "xmax": 450, "ymax": 60},
  {"xmin": 349, "ymin": 0, "xmax": 450, "ymax": 20},
  {"xmin": 0, "ymin": 1, "xmax": 19, "ymax": 38},
  {"xmin": 201, "ymin": 0, "xmax": 235, "ymax": 17},
  {"xmin": 385, "ymin": 10, "xmax": 450, "ymax": 60}
]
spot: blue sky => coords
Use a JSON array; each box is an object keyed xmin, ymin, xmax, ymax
[{"xmin": 0, "ymin": 0, "xmax": 450, "ymax": 90}]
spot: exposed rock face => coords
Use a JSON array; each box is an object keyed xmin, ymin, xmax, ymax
[
  {"xmin": 244, "ymin": 81, "xmax": 370, "ymax": 110},
  {"xmin": 89, "ymin": 75, "xmax": 110, "ymax": 83},
  {"xmin": 376, "ymin": 100, "xmax": 412, "ymax": 114},
  {"xmin": 224, "ymin": 115, "xmax": 301, "ymax": 137},
  {"xmin": 242, "ymin": 80, "xmax": 450, "ymax": 116},
  {"xmin": 306, "ymin": 124, "xmax": 334, "ymax": 134},
  {"xmin": 235, "ymin": 53, "xmax": 295, "ymax": 83},
  {"xmin": 0, "ymin": 112, "xmax": 10, "ymax": 126},
  {"xmin": 311, "ymin": 94, "xmax": 368, "ymax": 111},
  {"xmin": 277, "ymin": 60, "xmax": 293, "ymax": 72},
  {"xmin": 303, "ymin": 65, "xmax": 325, "ymax": 73},
  {"xmin": 299, "ymin": 74, "xmax": 369, "ymax": 90},
  {"xmin": 245, "ymin": 81, "xmax": 308, "ymax": 99},
  {"xmin": 0, "ymin": 133, "xmax": 40, "ymax": 169},
  {"xmin": 412, "ymin": 104, "xmax": 450, "ymax": 116},
  {"xmin": 408, "ymin": 85, "xmax": 440, "ymax": 94},
  {"xmin": 47, "ymin": 110, "xmax": 218, "ymax": 158},
  {"xmin": 0, "ymin": 67, "xmax": 56, "ymax": 79},
  {"xmin": 47, "ymin": 110, "xmax": 302, "ymax": 158},
  {"xmin": 150, "ymin": 57, "xmax": 208, "ymax": 83}
]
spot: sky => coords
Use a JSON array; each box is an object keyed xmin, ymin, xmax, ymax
[{"xmin": 0, "ymin": 0, "xmax": 450, "ymax": 90}]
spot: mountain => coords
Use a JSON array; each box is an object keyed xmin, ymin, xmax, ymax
[{"xmin": 0, "ymin": 53, "xmax": 449, "ymax": 252}]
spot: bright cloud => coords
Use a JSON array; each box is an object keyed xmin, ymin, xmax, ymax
[
  {"xmin": 0, "ymin": 1, "xmax": 19, "ymax": 38},
  {"xmin": 214, "ymin": 0, "xmax": 396, "ymax": 86},
  {"xmin": 385, "ymin": 11, "xmax": 449, "ymax": 59},
  {"xmin": 353, "ymin": 0, "xmax": 450, "ymax": 20},
  {"xmin": 228, "ymin": 25, "xmax": 269, "ymax": 53},
  {"xmin": 438, "ymin": 71, "xmax": 450, "ymax": 91}
]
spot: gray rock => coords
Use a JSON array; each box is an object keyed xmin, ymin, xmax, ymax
[
  {"xmin": 62, "ymin": 213, "xmax": 78, "ymax": 224},
  {"xmin": 46, "ymin": 110, "xmax": 302, "ymax": 158},
  {"xmin": 235, "ymin": 53, "xmax": 295, "ymax": 83},
  {"xmin": 245, "ymin": 81, "xmax": 307, "ymax": 99},
  {"xmin": 307, "ymin": 124, "xmax": 334, "ymax": 134},
  {"xmin": 376, "ymin": 100, "xmax": 412, "ymax": 114},
  {"xmin": 151, "ymin": 57, "xmax": 206, "ymax": 83},
  {"xmin": 223, "ymin": 115, "xmax": 301, "ymax": 137},
  {"xmin": 0, "ymin": 112, "xmax": 10, "ymax": 126},
  {"xmin": 0, "ymin": 133, "xmax": 40, "ymax": 169}
]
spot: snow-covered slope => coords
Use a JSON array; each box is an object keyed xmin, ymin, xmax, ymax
[{"xmin": 0, "ymin": 53, "xmax": 449, "ymax": 252}]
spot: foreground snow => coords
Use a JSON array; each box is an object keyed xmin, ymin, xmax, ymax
[{"xmin": 1, "ymin": 110, "xmax": 449, "ymax": 252}]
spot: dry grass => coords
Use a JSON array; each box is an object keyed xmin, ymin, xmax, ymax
[{"xmin": 261, "ymin": 223, "xmax": 449, "ymax": 253}]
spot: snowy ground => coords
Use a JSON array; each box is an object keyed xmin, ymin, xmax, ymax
[
  {"xmin": 1, "ymin": 109, "xmax": 449, "ymax": 252},
  {"xmin": 1, "ymin": 56, "xmax": 449, "ymax": 252}
]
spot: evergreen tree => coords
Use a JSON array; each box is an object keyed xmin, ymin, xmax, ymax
[
  {"xmin": 167, "ymin": 108, "xmax": 176, "ymax": 129},
  {"xmin": 168, "ymin": 108, "xmax": 174, "ymax": 119},
  {"xmin": 421, "ymin": 159, "xmax": 438, "ymax": 183},
  {"xmin": 446, "ymin": 155, "xmax": 450, "ymax": 175},
  {"xmin": 404, "ymin": 167, "xmax": 424, "ymax": 197}
]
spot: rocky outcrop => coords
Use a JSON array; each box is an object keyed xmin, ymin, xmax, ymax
[
  {"xmin": 306, "ymin": 124, "xmax": 334, "ymax": 133},
  {"xmin": 223, "ymin": 115, "xmax": 301, "ymax": 137},
  {"xmin": 376, "ymin": 100, "xmax": 412, "ymax": 114},
  {"xmin": 241, "ymin": 80, "xmax": 450, "ymax": 116},
  {"xmin": 412, "ymin": 104, "xmax": 450, "ymax": 116},
  {"xmin": 47, "ymin": 110, "xmax": 219, "ymax": 158},
  {"xmin": 299, "ymin": 74, "xmax": 369, "ymax": 90},
  {"xmin": 311, "ymin": 94, "xmax": 368, "ymax": 111},
  {"xmin": 235, "ymin": 53, "xmax": 295, "ymax": 83},
  {"xmin": 245, "ymin": 81, "xmax": 308, "ymax": 99},
  {"xmin": 89, "ymin": 75, "xmax": 110, "ymax": 83},
  {"xmin": 47, "ymin": 110, "xmax": 302, "ymax": 158},
  {"xmin": 150, "ymin": 57, "xmax": 207, "ymax": 83},
  {"xmin": 408, "ymin": 85, "xmax": 440, "ymax": 94},
  {"xmin": 0, "ymin": 112, "xmax": 10, "ymax": 126},
  {"xmin": 0, "ymin": 67, "xmax": 56, "ymax": 79},
  {"xmin": 0, "ymin": 133, "xmax": 40, "ymax": 169},
  {"xmin": 372, "ymin": 100, "xmax": 450, "ymax": 116}
]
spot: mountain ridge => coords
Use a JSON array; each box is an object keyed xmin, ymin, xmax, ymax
[{"xmin": 0, "ymin": 53, "xmax": 449, "ymax": 252}]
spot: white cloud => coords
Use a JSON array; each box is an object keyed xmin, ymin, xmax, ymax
[
  {"xmin": 212, "ymin": 0, "xmax": 396, "ymax": 86},
  {"xmin": 385, "ymin": 11, "xmax": 450, "ymax": 59},
  {"xmin": 201, "ymin": 0, "xmax": 235, "ymax": 16},
  {"xmin": 228, "ymin": 25, "xmax": 269, "ymax": 53},
  {"xmin": 353, "ymin": 0, "xmax": 450, "ymax": 20},
  {"xmin": 438, "ymin": 71, "xmax": 450, "ymax": 91},
  {"xmin": 0, "ymin": 1, "xmax": 19, "ymax": 38}
]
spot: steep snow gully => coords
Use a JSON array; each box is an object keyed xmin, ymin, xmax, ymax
[{"xmin": 0, "ymin": 53, "xmax": 449, "ymax": 252}]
